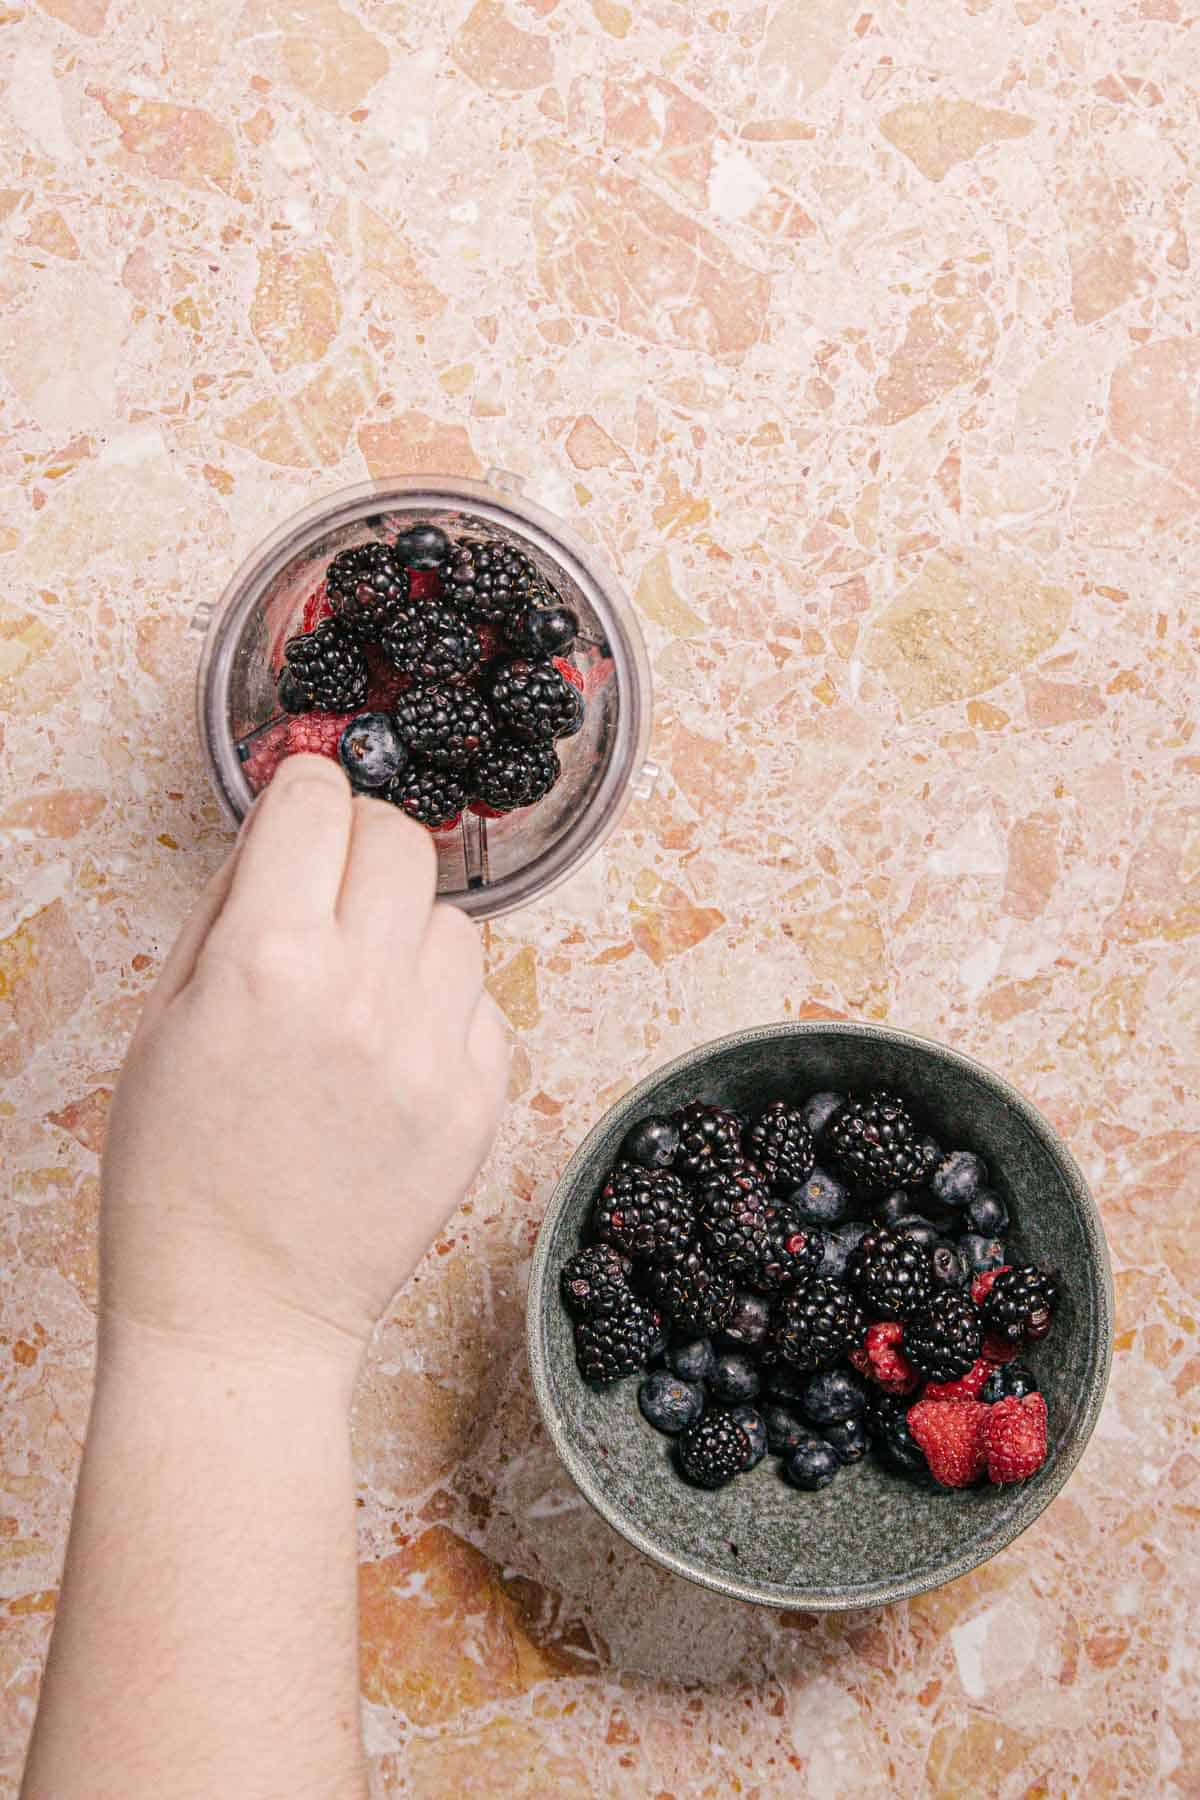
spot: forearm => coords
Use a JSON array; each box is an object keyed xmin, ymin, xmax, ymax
[{"xmin": 21, "ymin": 1320, "xmax": 368, "ymax": 1800}]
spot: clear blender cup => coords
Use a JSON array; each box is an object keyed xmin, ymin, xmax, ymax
[{"xmin": 195, "ymin": 475, "xmax": 655, "ymax": 919}]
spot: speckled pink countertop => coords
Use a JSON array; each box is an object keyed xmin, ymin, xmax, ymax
[{"xmin": 1, "ymin": 0, "xmax": 1198, "ymax": 1793}]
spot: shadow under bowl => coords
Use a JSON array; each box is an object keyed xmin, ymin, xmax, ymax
[{"xmin": 527, "ymin": 1022, "xmax": 1114, "ymax": 1611}]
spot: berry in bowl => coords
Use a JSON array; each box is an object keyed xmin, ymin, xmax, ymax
[
  {"xmin": 527, "ymin": 1022, "xmax": 1113, "ymax": 1610},
  {"xmin": 197, "ymin": 476, "xmax": 653, "ymax": 918}
]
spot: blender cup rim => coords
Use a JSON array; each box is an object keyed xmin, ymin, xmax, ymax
[{"xmin": 196, "ymin": 475, "xmax": 653, "ymax": 920}]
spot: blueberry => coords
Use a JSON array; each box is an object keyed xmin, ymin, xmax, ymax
[
  {"xmin": 622, "ymin": 1116, "xmax": 680, "ymax": 1170},
  {"xmin": 638, "ymin": 1370, "xmax": 705, "ymax": 1435},
  {"xmin": 821, "ymin": 1416, "xmax": 869, "ymax": 1464},
  {"xmin": 930, "ymin": 1150, "xmax": 988, "ymax": 1209},
  {"xmin": 819, "ymin": 1221, "xmax": 869, "ymax": 1283},
  {"xmin": 962, "ymin": 1233, "xmax": 1007, "ymax": 1275},
  {"xmin": 800, "ymin": 1092, "xmax": 844, "ymax": 1142},
  {"xmin": 727, "ymin": 1404, "xmax": 767, "ymax": 1469},
  {"xmin": 930, "ymin": 1242, "xmax": 968, "ymax": 1288},
  {"xmin": 762, "ymin": 1401, "xmax": 808, "ymax": 1455},
  {"xmin": 764, "ymin": 1363, "xmax": 808, "ymax": 1406},
  {"xmin": 784, "ymin": 1436, "xmax": 840, "ymax": 1490},
  {"xmin": 982, "ymin": 1361, "xmax": 1038, "ymax": 1404},
  {"xmin": 337, "ymin": 712, "xmax": 407, "ymax": 789},
  {"xmin": 892, "ymin": 1214, "xmax": 941, "ymax": 1252},
  {"xmin": 520, "ymin": 606, "xmax": 578, "ymax": 657},
  {"xmin": 394, "ymin": 524, "xmax": 450, "ymax": 569},
  {"xmin": 708, "ymin": 1350, "xmax": 761, "ymax": 1405},
  {"xmin": 877, "ymin": 1188, "xmax": 917, "ymax": 1228},
  {"xmin": 963, "ymin": 1188, "xmax": 1010, "ymax": 1236},
  {"xmin": 875, "ymin": 1416, "xmax": 931, "ymax": 1482},
  {"xmin": 801, "ymin": 1368, "xmax": 867, "ymax": 1425},
  {"xmin": 790, "ymin": 1167, "xmax": 849, "ymax": 1227},
  {"xmin": 666, "ymin": 1337, "xmax": 716, "ymax": 1384},
  {"xmin": 717, "ymin": 1291, "xmax": 772, "ymax": 1350}
]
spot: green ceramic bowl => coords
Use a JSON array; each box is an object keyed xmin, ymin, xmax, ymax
[{"xmin": 526, "ymin": 1022, "xmax": 1113, "ymax": 1611}]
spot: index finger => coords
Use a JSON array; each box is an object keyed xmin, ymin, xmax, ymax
[{"xmin": 218, "ymin": 755, "xmax": 353, "ymax": 933}]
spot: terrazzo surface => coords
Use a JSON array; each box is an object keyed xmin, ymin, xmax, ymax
[{"xmin": 1, "ymin": 0, "xmax": 1197, "ymax": 1793}]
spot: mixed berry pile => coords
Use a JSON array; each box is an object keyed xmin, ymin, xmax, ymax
[
  {"xmin": 560, "ymin": 1088, "xmax": 1062, "ymax": 1494},
  {"xmin": 239, "ymin": 527, "xmax": 586, "ymax": 831}
]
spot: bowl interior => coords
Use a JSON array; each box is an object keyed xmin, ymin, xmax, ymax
[
  {"xmin": 207, "ymin": 489, "xmax": 647, "ymax": 915},
  {"xmin": 529, "ymin": 1024, "xmax": 1113, "ymax": 1610}
]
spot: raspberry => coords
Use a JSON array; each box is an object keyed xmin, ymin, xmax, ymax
[
  {"xmin": 468, "ymin": 799, "xmax": 507, "ymax": 820},
  {"xmin": 299, "ymin": 579, "xmax": 333, "ymax": 633},
  {"xmin": 363, "ymin": 643, "xmax": 411, "ymax": 711},
  {"xmin": 983, "ymin": 1392, "xmax": 1048, "ymax": 1484},
  {"xmin": 848, "ymin": 1320, "xmax": 919, "ymax": 1396},
  {"xmin": 284, "ymin": 710, "xmax": 357, "ymax": 760},
  {"xmin": 407, "ymin": 567, "xmax": 441, "ymax": 602},
  {"xmin": 922, "ymin": 1356, "xmax": 991, "ymax": 1403},
  {"xmin": 553, "ymin": 655, "xmax": 585, "ymax": 693},
  {"xmin": 907, "ymin": 1398, "xmax": 988, "ymax": 1489},
  {"xmin": 971, "ymin": 1266, "xmax": 1009, "ymax": 1307},
  {"xmin": 239, "ymin": 719, "xmax": 289, "ymax": 792}
]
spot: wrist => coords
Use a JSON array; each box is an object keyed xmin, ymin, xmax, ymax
[{"xmin": 95, "ymin": 1305, "xmax": 365, "ymax": 1412}]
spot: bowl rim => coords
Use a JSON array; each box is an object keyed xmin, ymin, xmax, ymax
[{"xmin": 525, "ymin": 1019, "xmax": 1115, "ymax": 1611}]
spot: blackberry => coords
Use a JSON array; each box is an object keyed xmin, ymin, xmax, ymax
[
  {"xmin": 574, "ymin": 1301, "xmax": 655, "ymax": 1384},
  {"xmin": 392, "ymin": 524, "xmax": 450, "ymax": 570},
  {"xmin": 622, "ymin": 1116, "xmax": 680, "ymax": 1171},
  {"xmin": 666, "ymin": 1337, "xmax": 716, "ymax": 1384},
  {"xmin": 744, "ymin": 1101, "xmax": 815, "ymax": 1195},
  {"xmin": 826, "ymin": 1091, "xmax": 938, "ymax": 1191},
  {"xmin": 848, "ymin": 1227, "xmax": 934, "ymax": 1320},
  {"xmin": 559, "ymin": 1244, "xmax": 633, "ymax": 1321},
  {"xmin": 337, "ymin": 712, "xmax": 406, "ymax": 790},
  {"xmin": 930, "ymin": 1243, "xmax": 968, "ymax": 1289},
  {"xmin": 279, "ymin": 620, "xmax": 369, "ymax": 712},
  {"xmin": 439, "ymin": 538, "xmax": 547, "ymax": 622},
  {"xmin": 745, "ymin": 1206, "xmax": 824, "ymax": 1296},
  {"xmin": 708, "ymin": 1349, "xmax": 761, "ymax": 1405},
  {"xmin": 821, "ymin": 1416, "xmax": 869, "ymax": 1465},
  {"xmin": 696, "ymin": 1164, "xmax": 770, "ymax": 1276},
  {"xmin": 677, "ymin": 1412, "xmax": 749, "ymax": 1488},
  {"xmin": 982, "ymin": 1362, "xmax": 1039, "ymax": 1404},
  {"xmin": 648, "ymin": 1252, "xmax": 736, "ymax": 1336},
  {"xmin": 862, "ymin": 1389, "xmax": 909, "ymax": 1441},
  {"xmin": 727, "ymin": 1404, "xmax": 768, "ymax": 1470},
  {"xmin": 771, "ymin": 1276, "xmax": 866, "ymax": 1370},
  {"xmin": 380, "ymin": 602, "xmax": 482, "ymax": 684},
  {"xmin": 784, "ymin": 1436, "xmax": 840, "ymax": 1491},
  {"xmin": 507, "ymin": 605, "xmax": 579, "ymax": 658},
  {"xmin": 905, "ymin": 1289, "xmax": 983, "ymax": 1382},
  {"xmin": 592, "ymin": 1163, "xmax": 694, "ymax": 1268},
  {"xmin": 469, "ymin": 737, "xmax": 560, "ymax": 812},
  {"xmin": 980, "ymin": 1264, "xmax": 1059, "ymax": 1344},
  {"xmin": 384, "ymin": 763, "xmax": 467, "ymax": 828},
  {"xmin": 393, "ymin": 684, "xmax": 496, "ymax": 769},
  {"xmin": 326, "ymin": 541, "xmax": 409, "ymax": 639},
  {"xmin": 489, "ymin": 658, "xmax": 585, "ymax": 743},
  {"xmin": 638, "ymin": 1369, "xmax": 705, "ymax": 1435},
  {"xmin": 674, "ymin": 1102, "xmax": 745, "ymax": 1181}
]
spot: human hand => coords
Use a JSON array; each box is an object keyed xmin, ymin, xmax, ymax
[{"xmin": 100, "ymin": 756, "xmax": 509, "ymax": 1376}]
